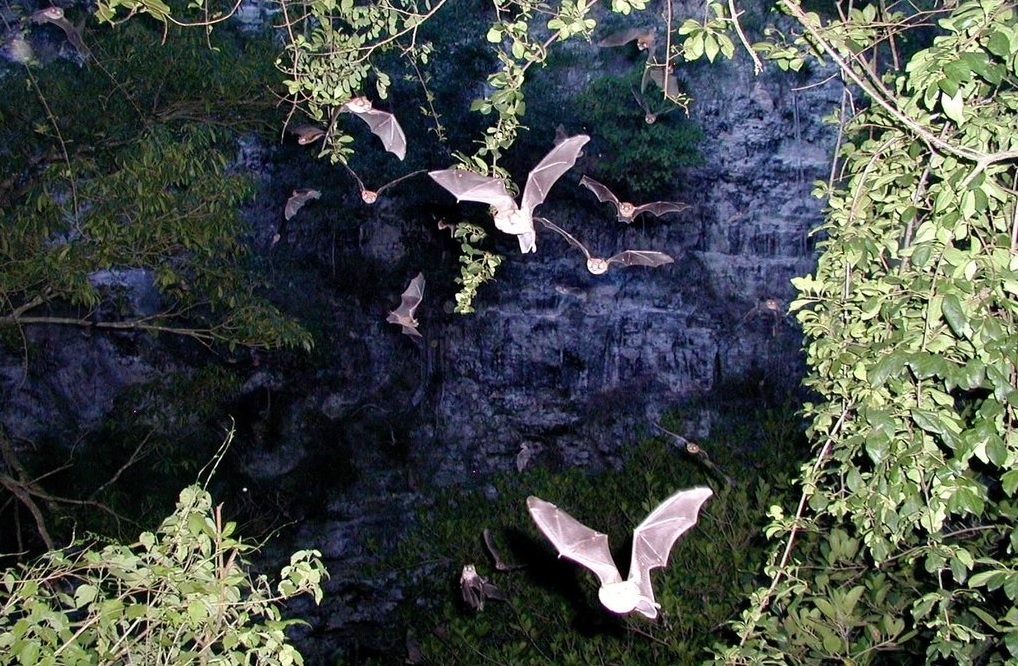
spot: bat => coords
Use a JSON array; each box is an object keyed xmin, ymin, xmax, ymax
[
  {"xmin": 651, "ymin": 422, "xmax": 735, "ymax": 487},
  {"xmin": 537, "ymin": 218, "xmax": 674, "ymax": 275},
  {"xmin": 340, "ymin": 161, "xmax": 425, "ymax": 204},
  {"xmin": 387, "ymin": 272, "xmax": 425, "ymax": 337},
  {"xmin": 597, "ymin": 27, "xmax": 656, "ymax": 51},
  {"xmin": 483, "ymin": 528, "xmax": 524, "ymax": 571},
  {"xmin": 340, "ymin": 97, "xmax": 407, "ymax": 160},
  {"xmin": 288, "ymin": 124, "xmax": 326, "ymax": 145},
  {"xmin": 642, "ymin": 62, "xmax": 681, "ymax": 100},
  {"xmin": 460, "ymin": 564, "xmax": 505, "ymax": 611},
  {"xmin": 515, "ymin": 442, "xmax": 532, "ymax": 472},
  {"xmin": 29, "ymin": 7, "xmax": 89, "ymax": 58},
  {"xmin": 579, "ymin": 175, "xmax": 689, "ymax": 224},
  {"xmin": 429, "ymin": 134, "xmax": 590, "ymax": 253},
  {"xmin": 284, "ymin": 188, "xmax": 320, "ymax": 221},
  {"xmin": 527, "ymin": 487, "xmax": 713, "ymax": 619},
  {"xmin": 631, "ymin": 86, "xmax": 679, "ymax": 125}
]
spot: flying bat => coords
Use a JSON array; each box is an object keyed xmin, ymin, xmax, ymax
[
  {"xmin": 429, "ymin": 134, "xmax": 589, "ymax": 253},
  {"xmin": 387, "ymin": 272, "xmax": 425, "ymax": 337},
  {"xmin": 579, "ymin": 175, "xmax": 689, "ymax": 224},
  {"xmin": 284, "ymin": 188, "xmax": 320, "ymax": 220},
  {"xmin": 340, "ymin": 161, "xmax": 424, "ymax": 204},
  {"xmin": 527, "ymin": 487, "xmax": 713, "ymax": 619},
  {"xmin": 288, "ymin": 124, "xmax": 326, "ymax": 145},
  {"xmin": 483, "ymin": 528, "xmax": 524, "ymax": 571},
  {"xmin": 537, "ymin": 218, "xmax": 674, "ymax": 275},
  {"xmin": 631, "ymin": 86, "xmax": 679, "ymax": 125},
  {"xmin": 460, "ymin": 564, "xmax": 505, "ymax": 611},
  {"xmin": 597, "ymin": 27, "xmax": 655, "ymax": 51},
  {"xmin": 340, "ymin": 97, "xmax": 407, "ymax": 160},
  {"xmin": 642, "ymin": 62, "xmax": 681, "ymax": 100},
  {"xmin": 29, "ymin": 7, "xmax": 89, "ymax": 58}
]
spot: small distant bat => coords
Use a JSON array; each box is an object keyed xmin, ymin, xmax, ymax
[
  {"xmin": 515, "ymin": 442, "xmax": 532, "ymax": 472},
  {"xmin": 597, "ymin": 27, "xmax": 655, "ymax": 50},
  {"xmin": 340, "ymin": 97, "xmax": 407, "ymax": 160},
  {"xmin": 537, "ymin": 218, "xmax": 674, "ymax": 275},
  {"xmin": 284, "ymin": 188, "xmax": 320, "ymax": 220},
  {"xmin": 527, "ymin": 487, "xmax": 713, "ymax": 619},
  {"xmin": 340, "ymin": 161, "xmax": 424, "ymax": 204},
  {"xmin": 579, "ymin": 175, "xmax": 689, "ymax": 224},
  {"xmin": 483, "ymin": 528, "xmax": 524, "ymax": 571},
  {"xmin": 387, "ymin": 272, "xmax": 425, "ymax": 337},
  {"xmin": 288, "ymin": 124, "xmax": 326, "ymax": 145},
  {"xmin": 631, "ymin": 87, "xmax": 679, "ymax": 125},
  {"xmin": 642, "ymin": 62, "xmax": 681, "ymax": 99},
  {"xmin": 460, "ymin": 564, "xmax": 505, "ymax": 611},
  {"xmin": 429, "ymin": 134, "xmax": 589, "ymax": 253},
  {"xmin": 29, "ymin": 7, "xmax": 89, "ymax": 57},
  {"xmin": 740, "ymin": 297, "xmax": 786, "ymax": 336}
]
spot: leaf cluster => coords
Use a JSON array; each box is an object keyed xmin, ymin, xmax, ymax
[{"xmin": 0, "ymin": 484, "xmax": 327, "ymax": 665}]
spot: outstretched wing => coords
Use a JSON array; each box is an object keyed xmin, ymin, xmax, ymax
[
  {"xmin": 579, "ymin": 175, "xmax": 622, "ymax": 211},
  {"xmin": 349, "ymin": 107, "xmax": 407, "ymax": 160},
  {"xmin": 597, "ymin": 27, "xmax": 655, "ymax": 50},
  {"xmin": 607, "ymin": 250, "xmax": 674, "ymax": 268},
  {"xmin": 429, "ymin": 169, "xmax": 517, "ymax": 213},
  {"xmin": 627, "ymin": 487, "xmax": 713, "ymax": 604},
  {"xmin": 631, "ymin": 201, "xmax": 691, "ymax": 219},
  {"xmin": 520, "ymin": 134, "xmax": 590, "ymax": 215},
  {"xmin": 527, "ymin": 496, "xmax": 623, "ymax": 588},
  {"xmin": 284, "ymin": 189, "xmax": 321, "ymax": 220},
  {"xmin": 536, "ymin": 218, "xmax": 592, "ymax": 261}
]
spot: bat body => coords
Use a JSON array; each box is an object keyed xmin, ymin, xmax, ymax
[
  {"xmin": 597, "ymin": 27, "xmax": 655, "ymax": 51},
  {"xmin": 29, "ymin": 7, "xmax": 89, "ymax": 57},
  {"xmin": 527, "ymin": 487, "xmax": 713, "ymax": 619},
  {"xmin": 429, "ymin": 134, "xmax": 589, "ymax": 253},
  {"xmin": 341, "ymin": 162, "xmax": 424, "ymax": 204},
  {"xmin": 284, "ymin": 188, "xmax": 320, "ymax": 220},
  {"xmin": 642, "ymin": 63, "xmax": 681, "ymax": 100},
  {"xmin": 460, "ymin": 564, "xmax": 505, "ymax": 611},
  {"xmin": 580, "ymin": 175, "xmax": 689, "ymax": 223},
  {"xmin": 387, "ymin": 272, "xmax": 425, "ymax": 337},
  {"xmin": 289, "ymin": 125, "xmax": 326, "ymax": 145},
  {"xmin": 341, "ymin": 97, "xmax": 407, "ymax": 160},
  {"xmin": 537, "ymin": 218, "xmax": 674, "ymax": 275}
]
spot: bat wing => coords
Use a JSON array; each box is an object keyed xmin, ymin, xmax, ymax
[
  {"xmin": 596, "ymin": 28, "xmax": 651, "ymax": 48},
  {"xmin": 284, "ymin": 189, "xmax": 321, "ymax": 220},
  {"xmin": 527, "ymin": 496, "xmax": 623, "ymax": 588},
  {"xmin": 631, "ymin": 201, "xmax": 690, "ymax": 219},
  {"xmin": 520, "ymin": 134, "xmax": 590, "ymax": 215},
  {"xmin": 627, "ymin": 487, "xmax": 713, "ymax": 604},
  {"xmin": 537, "ymin": 218, "xmax": 591, "ymax": 261},
  {"xmin": 579, "ymin": 175, "xmax": 622, "ymax": 210},
  {"xmin": 606, "ymin": 250, "xmax": 674, "ymax": 268},
  {"xmin": 429, "ymin": 169, "xmax": 516, "ymax": 213},
  {"xmin": 387, "ymin": 272, "xmax": 425, "ymax": 337},
  {"xmin": 352, "ymin": 108, "xmax": 407, "ymax": 160}
]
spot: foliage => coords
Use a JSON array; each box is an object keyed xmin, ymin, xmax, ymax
[
  {"xmin": 0, "ymin": 484, "xmax": 327, "ymax": 665},
  {"xmin": 715, "ymin": 0, "xmax": 1018, "ymax": 663},
  {"xmin": 445, "ymin": 222, "xmax": 503, "ymax": 314},
  {"xmin": 0, "ymin": 21, "xmax": 311, "ymax": 352},
  {"xmin": 372, "ymin": 408, "xmax": 805, "ymax": 664},
  {"xmin": 574, "ymin": 69, "xmax": 704, "ymax": 197}
]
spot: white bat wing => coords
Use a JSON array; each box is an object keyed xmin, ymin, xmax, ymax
[
  {"xmin": 527, "ymin": 496, "xmax": 623, "ymax": 588},
  {"xmin": 520, "ymin": 134, "xmax": 590, "ymax": 215},
  {"xmin": 627, "ymin": 487, "xmax": 713, "ymax": 605},
  {"xmin": 429, "ymin": 169, "xmax": 517, "ymax": 213}
]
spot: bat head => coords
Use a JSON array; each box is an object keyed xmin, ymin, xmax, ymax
[
  {"xmin": 343, "ymin": 96, "xmax": 372, "ymax": 114},
  {"xmin": 361, "ymin": 190, "xmax": 378, "ymax": 204},
  {"xmin": 34, "ymin": 7, "xmax": 64, "ymax": 21},
  {"xmin": 586, "ymin": 258, "xmax": 610, "ymax": 275},
  {"xmin": 618, "ymin": 202, "xmax": 636, "ymax": 217}
]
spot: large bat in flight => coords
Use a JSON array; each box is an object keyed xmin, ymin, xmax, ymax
[
  {"xmin": 527, "ymin": 487, "xmax": 712, "ymax": 619},
  {"xmin": 537, "ymin": 218, "xmax": 674, "ymax": 275},
  {"xmin": 428, "ymin": 135, "xmax": 589, "ymax": 253}
]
